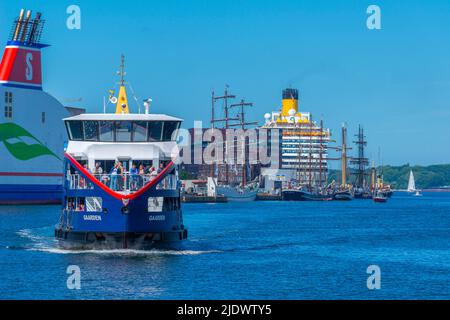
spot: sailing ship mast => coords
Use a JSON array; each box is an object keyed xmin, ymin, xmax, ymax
[
  {"xmin": 371, "ymin": 161, "xmax": 376, "ymax": 191},
  {"xmin": 329, "ymin": 124, "xmax": 352, "ymax": 189},
  {"xmin": 211, "ymin": 87, "xmax": 237, "ymax": 184},
  {"xmin": 339, "ymin": 124, "xmax": 352, "ymax": 188},
  {"xmin": 350, "ymin": 125, "xmax": 369, "ymax": 189},
  {"xmin": 229, "ymin": 99, "xmax": 257, "ymax": 186}
]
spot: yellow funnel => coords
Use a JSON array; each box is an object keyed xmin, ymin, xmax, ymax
[{"xmin": 281, "ymin": 88, "xmax": 299, "ymax": 117}]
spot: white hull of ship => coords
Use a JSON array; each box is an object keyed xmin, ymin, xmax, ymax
[{"xmin": 216, "ymin": 186, "xmax": 257, "ymax": 202}]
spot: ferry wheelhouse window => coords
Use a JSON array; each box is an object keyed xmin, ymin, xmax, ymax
[
  {"xmin": 162, "ymin": 121, "xmax": 180, "ymax": 141},
  {"xmin": 148, "ymin": 121, "xmax": 163, "ymax": 141},
  {"xmin": 99, "ymin": 121, "xmax": 114, "ymax": 142},
  {"xmin": 83, "ymin": 121, "xmax": 99, "ymax": 141},
  {"xmin": 133, "ymin": 121, "xmax": 148, "ymax": 142},
  {"xmin": 115, "ymin": 121, "xmax": 132, "ymax": 142},
  {"xmin": 66, "ymin": 121, "xmax": 84, "ymax": 141}
]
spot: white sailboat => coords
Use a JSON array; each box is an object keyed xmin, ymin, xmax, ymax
[
  {"xmin": 407, "ymin": 170, "xmax": 416, "ymax": 192},
  {"xmin": 407, "ymin": 170, "xmax": 422, "ymax": 196}
]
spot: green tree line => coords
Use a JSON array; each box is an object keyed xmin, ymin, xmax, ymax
[{"xmin": 329, "ymin": 164, "xmax": 450, "ymax": 189}]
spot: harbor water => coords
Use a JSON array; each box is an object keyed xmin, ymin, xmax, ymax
[{"xmin": 0, "ymin": 192, "xmax": 449, "ymax": 299}]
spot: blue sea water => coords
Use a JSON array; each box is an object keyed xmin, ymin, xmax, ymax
[{"xmin": 0, "ymin": 192, "xmax": 449, "ymax": 300}]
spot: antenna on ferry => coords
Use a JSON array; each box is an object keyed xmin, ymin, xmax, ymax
[
  {"xmin": 117, "ymin": 54, "xmax": 126, "ymax": 86},
  {"xmin": 128, "ymin": 82, "xmax": 141, "ymax": 114},
  {"xmin": 143, "ymin": 98, "xmax": 152, "ymax": 115}
]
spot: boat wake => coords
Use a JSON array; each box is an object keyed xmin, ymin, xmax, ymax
[
  {"xmin": 15, "ymin": 228, "xmax": 220, "ymax": 256},
  {"xmin": 30, "ymin": 247, "xmax": 221, "ymax": 256}
]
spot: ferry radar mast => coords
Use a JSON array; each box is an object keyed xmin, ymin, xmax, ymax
[{"xmin": 115, "ymin": 54, "xmax": 130, "ymax": 114}]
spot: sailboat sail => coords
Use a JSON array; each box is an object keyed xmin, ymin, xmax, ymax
[{"xmin": 407, "ymin": 170, "xmax": 416, "ymax": 192}]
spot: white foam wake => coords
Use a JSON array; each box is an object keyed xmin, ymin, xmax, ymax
[
  {"xmin": 17, "ymin": 228, "xmax": 220, "ymax": 256},
  {"xmin": 29, "ymin": 247, "xmax": 221, "ymax": 256}
]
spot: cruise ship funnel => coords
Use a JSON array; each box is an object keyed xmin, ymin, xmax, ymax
[{"xmin": 0, "ymin": 10, "xmax": 48, "ymax": 90}]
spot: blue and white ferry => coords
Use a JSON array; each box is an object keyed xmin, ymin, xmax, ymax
[{"xmin": 55, "ymin": 58, "xmax": 187, "ymax": 249}]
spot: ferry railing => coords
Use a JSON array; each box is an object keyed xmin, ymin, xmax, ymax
[
  {"xmin": 156, "ymin": 173, "xmax": 177, "ymax": 191},
  {"xmin": 68, "ymin": 174, "xmax": 94, "ymax": 190},
  {"xmin": 67, "ymin": 173, "xmax": 177, "ymax": 193}
]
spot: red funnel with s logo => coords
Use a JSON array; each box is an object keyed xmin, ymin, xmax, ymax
[{"xmin": 0, "ymin": 10, "xmax": 47, "ymax": 90}]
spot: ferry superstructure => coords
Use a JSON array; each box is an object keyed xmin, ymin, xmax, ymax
[
  {"xmin": 0, "ymin": 10, "xmax": 70, "ymax": 204},
  {"xmin": 55, "ymin": 57, "xmax": 187, "ymax": 249},
  {"xmin": 261, "ymin": 89, "xmax": 331, "ymax": 191}
]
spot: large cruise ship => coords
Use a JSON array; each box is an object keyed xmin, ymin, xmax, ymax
[
  {"xmin": 260, "ymin": 89, "xmax": 331, "ymax": 192},
  {"xmin": 0, "ymin": 10, "xmax": 72, "ymax": 204}
]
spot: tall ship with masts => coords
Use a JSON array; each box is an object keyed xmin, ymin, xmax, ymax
[
  {"xmin": 55, "ymin": 56, "xmax": 187, "ymax": 249},
  {"xmin": 330, "ymin": 125, "xmax": 354, "ymax": 201},
  {"xmin": 0, "ymin": 9, "xmax": 72, "ymax": 204},
  {"xmin": 210, "ymin": 87, "xmax": 259, "ymax": 202},
  {"xmin": 349, "ymin": 125, "xmax": 372, "ymax": 199}
]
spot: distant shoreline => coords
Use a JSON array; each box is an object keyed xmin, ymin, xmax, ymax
[{"xmin": 394, "ymin": 189, "xmax": 450, "ymax": 193}]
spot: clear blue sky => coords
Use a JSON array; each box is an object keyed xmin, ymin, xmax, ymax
[{"xmin": 1, "ymin": 0, "xmax": 449, "ymax": 166}]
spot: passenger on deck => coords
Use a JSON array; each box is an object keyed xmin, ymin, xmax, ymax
[
  {"xmin": 110, "ymin": 163, "xmax": 119, "ymax": 191},
  {"xmin": 150, "ymin": 166, "xmax": 158, "ymax": 180},
  {"xmin": 101, "ymin": 173, "xmax": 109, "ymax": 185},
  {"xmin": 94, "ymin": 163, "xmax": 103, "ymax": 179},
  {"xmin": 138, "ymin": 164, "xmax": 146, "ymax": 186},
  {"xmin": 130, "ymin": 163, "xmax": 139, "ymax": 191},
  {"xmin": 117, "ymin": 162, "xmax": 125, "ymax": 191}
]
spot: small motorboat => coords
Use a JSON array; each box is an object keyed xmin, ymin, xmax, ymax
[{"xmin": 373, "ymin": 191, "xmax": 388, "ymax": 203}]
